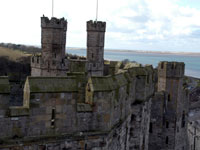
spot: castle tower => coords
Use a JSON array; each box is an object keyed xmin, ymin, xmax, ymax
[
  {"xmin": 157, "ymin": 61, "xmax": 185, "ymax": 92},
  {"xmin": 86, "ymin": 20, "xmax": 106, "ymax": 76},
  {"xmin": 149, "ymin": 61, "xmax": 189, "ymax": 150},
  {"xmin": 41, "ymin": 16, "xmax": 67, "ymax": 64},
  {"xmin": 31, "ymin": 16, "xmax": 68, "ymax": 76}
]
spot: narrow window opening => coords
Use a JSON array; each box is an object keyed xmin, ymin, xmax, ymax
[
  {"xmin": 37, "ymin": 57, "xmax": 39, "ymax": 63},
  {"xmin": 163, "ymin": 116, "xmax": 165, "ymax": 126},
  {"xmin": 166, "ymin": 121, "xmax": 169, "ymax": 128},
  {"xmin": 161, "ymin": 63, "xmax": 164, "ymax": 69},
  {"xmin": 147, "ymin": 75, "xmax": 149, "ymax": 84},
  {"xmin": 182, "ymin": 111, "xmax": 185, "ymax": 128},
  {"xmin": 32, "ymin": 57, "xmax": 34, "ymax": 63},
  {"xmin": 55, "ymin": 53, "xmax": 56, "ymax": 58},
  {"xmin": 84, "ymin": 143, "xmax": 87, "ymax": 150},
  {"xmin": 52, "ymin": 60, "xmax": 55, "ymax": 65},
  {"xmin": 168, "ymin": 94, "xmax": 171, "ymax": 102},
  {"xmin": 51, "ymin": 108, "xmax": 55, "ymax": 128},
  {"xmin": 171, "ymin": 64, "xmax": 174, "ymax": 69},
  {"xmin": 142, "ymin": 136, "xmax": 145, "ymax": 150},
  {"xmin": 62, "ymin": 59, "xmax": 65, "ymax": 66},
  {"xmin": 149, "ymin": 122, "xmax": 153, "ymax": 133},
  {"xmin": 166, "ymin": 136, "xmax": 168, "ymax": 144},
  {"xmin": 48, "ymin": 61, "xmax": 50, "ymax": 72}
]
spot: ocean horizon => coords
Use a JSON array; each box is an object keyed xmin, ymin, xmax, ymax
[{"xmin": 67, "ymin": 49, "xmax": 200, "ymax": 78}]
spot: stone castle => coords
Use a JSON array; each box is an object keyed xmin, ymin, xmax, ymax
[{"xmin": 0, "ymin": 16, "xmax": 192, "ymax": 150}]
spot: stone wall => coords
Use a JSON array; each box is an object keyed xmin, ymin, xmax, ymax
[
  {"xmin": 127, "ymin": 100, "xmax": 151, "ymax": 150},
  {"xmin": 188, "ymin": 121, "xmax": 200, "ymax": 150},
  {"xmin": 188, "ymin": 88, "xmax": 200, "ymax": 150},
  {"xmin": 31, "ymin": 55, "xmax": 69, "ymax": 76},
  {"xmin": 149, "ymin": 92, "xmax": 166, "ymax": 150},
  {"xmin": 0, "ymin": 64, "xmax": 156, "ymax": 150}
]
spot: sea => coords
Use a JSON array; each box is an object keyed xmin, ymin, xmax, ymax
[{"xmin": 67, "ymin": 49, "xmax": 200, "ymax": 78}]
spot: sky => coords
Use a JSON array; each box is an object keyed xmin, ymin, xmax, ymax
[{"xmin": 0, "ymin": 0, "xmax": 200, "ymax": 52}]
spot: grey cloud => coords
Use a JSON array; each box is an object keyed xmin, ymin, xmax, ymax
[{"xmin": 189, "ymin": 29, "xmax": 200, "ymax": 38}]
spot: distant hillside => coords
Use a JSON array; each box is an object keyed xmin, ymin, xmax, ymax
[
  {"xmin": 0, "ymin": 43, "xmax": 41, "ymax": 54},
  {"xmin": 0, "ymin": 46, "xmax": 30, "ymax": 61}
]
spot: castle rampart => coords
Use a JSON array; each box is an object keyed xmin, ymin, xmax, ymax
[
  {"xmin": 87, "ymin": 20, "xmax": 106, "ymax": 32},
  {"xmin": 0, "ymin": 64, "xmax": 155, "ymax": 149},
  {"xmin": 158, "ymin": 61, "xmax": 185, "ymax": 78},
  {"xmin": 41, "ymin": 16, "xmax": 67, "ymax": 30}
]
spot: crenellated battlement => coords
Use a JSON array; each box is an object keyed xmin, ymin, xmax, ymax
[
  {"xmin": 31, "ymin": 55, "xmax": 42, "ymax": 64},
  {"xmin": 87, "ymin": 20, "xmax": 106, "ymax": 32},
  {"xmin": 31, "ymin": 55, "xmax": 68, "ymax": 73},
  {"xmin": 158, "ymin": 61, "xmax": 185, "ymax": 78},
  {"xmin": 41, "ymin": 16, "xmax": 67, "ymax": 30},
  {"xmin": 31, "ymin": 15, "xmax": 68, "ymax": 76}
]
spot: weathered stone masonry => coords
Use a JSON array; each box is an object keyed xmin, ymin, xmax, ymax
[
  {"xmin": 149, "ymin": 62, "xmax": 189, "ymax": 150},
  {"xmin": 31, "ymin": 16, "xmax": 68, "ymax": 77},
  {"xmin": 87, "ymin": 20, "xmax": 106, "ymax": 77},
  {"xmin": 0, "ymin": 65, "xmax": 154, "ymax": 150},
  {"xmin": 0, "ymin": 15, "xmax": 190, "ymax": 150}
]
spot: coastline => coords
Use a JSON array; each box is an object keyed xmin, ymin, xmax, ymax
[{"xmin": 67, "ymin": 47, "xmax": 200, "ymax": 57}]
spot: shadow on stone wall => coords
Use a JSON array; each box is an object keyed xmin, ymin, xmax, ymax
[{"xmin": 0, "ymin": 56, "xmax": 31, "ymax": 106}]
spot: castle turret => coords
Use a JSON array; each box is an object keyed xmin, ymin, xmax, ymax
[
  {"xmin": 41, "ymin": 16, "xmax": 67, "ymax": 63},
  {"xmin": 86, "ymin": 20, "xmax": 106, "ymax": 76},
  {"xmin": 149, "ymin": 61, "xmax": 188, "ymax": 150},
  {"xmin": 31, "ymin": 16, "xmax": 68, "ymax": 76},
  {"xmin": 158, "ymin": 61, "xmax": 185, "ymax": 91}
]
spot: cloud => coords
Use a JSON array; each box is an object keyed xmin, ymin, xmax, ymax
[
  {"xmin": 0, "ymin": 0, "xmax": 200, "ymax": 52},
  {"xmin": 102, "ymin": 0, "xmax": 200, "ymax": 51}
]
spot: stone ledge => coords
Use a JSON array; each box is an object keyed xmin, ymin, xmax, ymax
[{"xmin": 9, "ymin": 106, "xmax": 29, "ymax": 117}]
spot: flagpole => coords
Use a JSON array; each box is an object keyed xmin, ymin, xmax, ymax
[
  {"xmin": 96, "ymin": 0, "xmax": 98, "ymax": 21},
  {"xmin": 52, "ymin": 0, "xmax": 54, "ymax": 17}
]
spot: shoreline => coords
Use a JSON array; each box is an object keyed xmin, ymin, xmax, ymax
[{"xmin": 67, "ymin": 47, "xmax": 200, "ymax": 57}]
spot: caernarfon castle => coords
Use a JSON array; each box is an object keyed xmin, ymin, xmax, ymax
[{"xmin": 0, "ymin": 15, "xmax": 193, "ymax": 150}]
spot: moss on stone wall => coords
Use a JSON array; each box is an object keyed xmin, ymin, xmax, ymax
[
  {"xmin": 68, "ymin": 59, "xmax": 86, "ymax": 73},
  {"xmin": 0, "ymin": 76, "xmax": 10, "ymax": 93},
  {"xmin": 9, "ymin": 107, "xmax": 29, "ymax": 117},
  {"xmin": 26, "ymin": 76, "xmax": 78, "ymax": 93},
  {"xmin": 77, "ymin": 103, "xmax": 92, "ymax": 112}
]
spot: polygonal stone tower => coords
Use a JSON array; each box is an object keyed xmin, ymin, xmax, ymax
[
  {"xmin": 86, "ymin": 20, "xmax": 106, "ymax": 76},
  {"xmin": 31, "ymin": 16, "xmax": 68, "ymax": 76},
  {"xmin": 41, "ymin": 16, "xmax": 67, "ymax": 65},
  {"xmin": 149, "ymin": 61, "xmax": 189, "ymax": 150}
]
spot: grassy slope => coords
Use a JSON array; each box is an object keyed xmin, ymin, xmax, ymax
[{"xmin": 0, "ymin": 46, "xmax": 29, "ymax": 61}]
